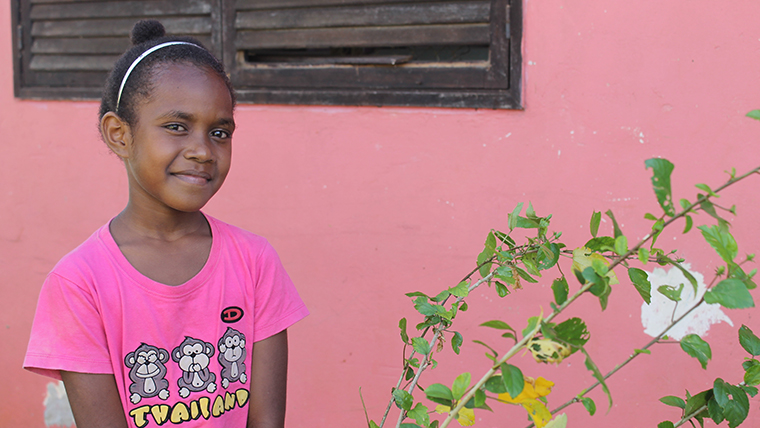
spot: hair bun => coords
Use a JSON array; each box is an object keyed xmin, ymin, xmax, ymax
[{"xmin": 130, "ymin": 20, "xmax": 166, "ymax": 45}]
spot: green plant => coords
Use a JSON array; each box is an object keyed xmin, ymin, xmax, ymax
[{"xmin": 364, "ymin": 112, "xmax": 760, "ymax": 428}]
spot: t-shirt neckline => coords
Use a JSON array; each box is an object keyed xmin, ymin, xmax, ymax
[{"xmin": 99, "ymin": 212, "xmax": 221, "ymax": 297}]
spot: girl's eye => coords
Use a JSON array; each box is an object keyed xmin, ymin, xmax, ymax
[
  {"xmin": 165, "ymin": 123, "xmax": 187, "ymax": 132},
  {"xmin": 210, "ymin": 129, "xmax": 231, "ymax": 140}
]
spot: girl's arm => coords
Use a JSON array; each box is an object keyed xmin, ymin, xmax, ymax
[
  {"xmin": 61, "ymin": 371, "xmax": 128, "ymax": 428},
  {"xmin": 248, "ymin": 329, "xmax": 289, "ymax": 428}
]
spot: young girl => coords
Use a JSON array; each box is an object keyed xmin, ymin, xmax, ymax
[{"xmin": 24, "ymin": 20, "xmax": 308, "ymax": 428}]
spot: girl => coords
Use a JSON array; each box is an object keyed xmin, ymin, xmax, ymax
[{"xmin": 24, "ymin": 20, "xmax": 308, "ymax": 428}]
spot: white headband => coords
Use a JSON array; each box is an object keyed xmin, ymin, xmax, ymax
[{"xmin": 116, "ymin": 41, "xmax": 203, "ymax": 112}]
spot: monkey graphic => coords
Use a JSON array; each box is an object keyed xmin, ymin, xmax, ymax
[
  {"xmin": 217, "ymin": 327, "xmax": 247, "ymax": 388},
  {"xmin": 124, "ymin": 343, "xmax": 170, "ymax": 404},
  {"xmin": 172, "ymin": 336, "xmax": 217, "ymax": 398}
]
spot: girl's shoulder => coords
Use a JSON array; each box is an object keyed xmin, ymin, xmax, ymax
[{"xmin": 205, "ymin": 214, "xmax": 273, "ymax": 253}]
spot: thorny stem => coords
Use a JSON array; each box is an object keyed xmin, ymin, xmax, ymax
[{"xmin": 439, "ymin": 165, "xmax": 760, "ymax": 428}]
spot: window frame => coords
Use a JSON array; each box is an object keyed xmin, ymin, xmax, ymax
[{"xmin": 11, "ymin": 0, "xmax": 522, "ymax": 109}]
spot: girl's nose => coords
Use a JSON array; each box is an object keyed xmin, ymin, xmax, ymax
[{"xmin": 185, "ymin": 133, "xmax": 213, "ymax": 162}]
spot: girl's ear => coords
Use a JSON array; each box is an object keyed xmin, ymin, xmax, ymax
[{"xmin": 101, "ymin": 112, "xmax": 132, "ymax": 158}]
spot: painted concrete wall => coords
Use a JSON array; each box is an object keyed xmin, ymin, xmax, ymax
[{"xmin": 2, "ymin": 0, "xmax": 760, "ymax": 427}]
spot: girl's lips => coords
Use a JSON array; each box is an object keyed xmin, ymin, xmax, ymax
[{"xmin": 171, "ymin": 171, "xmax": 211, "ymax": 185}]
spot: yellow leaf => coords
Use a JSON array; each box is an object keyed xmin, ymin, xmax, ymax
[
  {"xmin": 497, "ymin": 376, "xmax": 554, "ymax": 404},
  {"xmin": 528, "ymin": 338, "xmax": 571, "ymax": 364},
  {"xmin": 572, "ymin": 247, "xmax": 619, "ymax": 285},
  {"xmin": 545, "ymin": 413, "xmax": 568, "ymax": 428},
  {"xmin": 434, "ymin": 405, "xmax": 476, "ymax": 426},
  {"xmin": 521, "ymin": 399, "xmax": 553, "ymax": 428}
]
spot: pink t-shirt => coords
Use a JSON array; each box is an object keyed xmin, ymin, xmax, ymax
[{"xmin": 24, "ymin": 215, "xmax": 308, "ymax": 428}]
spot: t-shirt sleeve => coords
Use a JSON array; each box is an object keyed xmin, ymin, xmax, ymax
[
  {"xmin": 24, "ymin": 272, "xmax": 113, "ymax": 380},
  {"xmin": 251, "ymin": 243, "xmax": 309, "ymax": 342}
]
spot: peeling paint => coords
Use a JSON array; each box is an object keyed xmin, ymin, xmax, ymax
[
  {"xmin": 44, "ymin": 381, "xmax": 75, "ymax": 427},
  {"xmin": 641, "ymin": 265, "xmax": 732, "ymax": 340}
]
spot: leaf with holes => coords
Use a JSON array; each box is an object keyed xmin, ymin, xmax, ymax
[{"xmin": 645, "ymin": 158, "xmax": 675, "ymax": 216}]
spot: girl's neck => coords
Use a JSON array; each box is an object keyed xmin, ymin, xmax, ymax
[{"xmin": 113, "ymin": 204, "xmax": 209, "ymax": 243}]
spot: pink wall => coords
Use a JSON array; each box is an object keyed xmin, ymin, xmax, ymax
[{"xmin": 2, "ymin": 0, "xmax": 760, "ymax": 426}]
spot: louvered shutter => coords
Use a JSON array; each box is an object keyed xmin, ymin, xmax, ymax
[
  {"xmin": 225, "ymin": 0, "xmax": 521, "ymax": 109},
  {"xmin": 12, "ymin": 0, "xmax": 223, "ymax": 100}
]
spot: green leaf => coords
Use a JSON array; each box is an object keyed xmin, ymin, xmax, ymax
[
  {"xmin": 699, "ymin": 197, "xmax": 730, "ymax": 230},
  {"xmin": 407, "ymin": 403, "xmax": 430, "ymax": 427},
  {"xmin": 638, "ymin": 247, "xmax": 650, "ymax": 264},
  {"xmin": 695, "ymin": 183, "xmax": 719, "ymax": 197},
  {"xmin": 501, "ymin": 363, "xmax": 524, "ymax": 399},
  {"xmin": 746, "ymin": 109, "xmax": 760, "ymax": 121},
  {"xmin": 392, "ymin": 388, "xmax": 413, "ymax": 411},
  {"xmin": 399, "ymin": 318, "xmax": 410, "ymax": 344},
  {"xmin": 683, "ymin": 215, "xmax": 693, "ymax": 234},
  {"xmin": 480, "ymin": 320, "xmax": 514, "ymax": 331},
  {"xmin": 485, "ymin": 376, "xmax": 507, "ymax": 394},
  {"xmin": 628, "ymin": 267, "xmax": 652, "ymax": 304},
  {"xmin": 425, "ymin": 383, "xmax": 454, "ymax": 406},
  {"xmin": 739, "ymin": 325, "xmax": 760, "ymax": 356},
  {"xmin": 743, "ymin": 359, "xmax": 760, "ymax": 371},
  {"xmin": 614, "ymin": 235, "xmax": 628, "ymax": 256},
  {"xmin": 431, "ymin": 289, "xmax": 450, "ymax": 303},
  {"xmin": 590, "ymin": 211, "xmax": 602, "ymax": 237},
  {"xmin": 494, "ymin": 281, "xmax": 509, "ymax": 297},
  {"xmin": 659, "ymin": 396, "xmax": 686, "ymax": 409},
  {"xmin": 522, "ymin": 316, "xmax": 540, "ymax": 338},
  {"xmin": 514, "ymin": 266, "xmax": 538, "ymax": 283},
  {"xmin": 413, "ymin": 296, "xmax": 438, "ymax": 316},
  {"xmin": 452, "ymin": 372, "xmax": 471, "ymax": 400},
  {"xmin": 552, "ymin": 277, "xmax": 569, "ymax": 305},
  {"xmin": 509, "ymin": 202, "xmax": 524, "ymax": 230},
  {"xmin": 680, "ymin": 334, "xmax": 712, "ymax": 369},
  {"xmin": 412, "ymin": 337, "xmax": 431, "ymax": 356},
  {"xmin": 581, "ymin": 348, "xmax": 612, "ymax": 409},
  {"xmin": 666, "ymin": 261, "xmax": 699, "ymax": 295},
  {"xmin": 723, "ymin": 384, "xmax": 750, "ymax": 428},
  {"xmin": 449, "ymin": 281, "xmax": 469, "ymax": 298},
  {"xmin": 704, "ymin": 279, "xmax": 755, "ymax": 309},
  {"xmin": 644, "ymin": 212, "xmax": 658, "ymax": 220},
  {"xmin": 580, "ymin": 396, "xmax": 596, "ymax": 416},
  {"xmin": 406, "ymin": 291, "xmax": 430, "ymax": 298},
  {"xmin": 494, "ymin": 265, "xmax": 515, "ymax": 285},
  {"xmin": 744, "ymin": 364, "xmax": 760, "ymax": 386},
  {"xmin": 536, "ymin": 243, "xmax": 561, "ymax": 270},
  {"xmin": 369, "ymin": 421, "xmax": 381, "ymax": 428},
  {"xmin": 464, "ymin": 389, "xmax": 487, "ymax": 409},
  {"xmin": 698, "ymin": 225, "xmax": 738, "ymax": 263},
  {"xmin": 473, "ymin": 340, "xmax": 498, "ymax": 360},
  {"xmin": 657, "ymin": 422, "xmax": 675, "ymax": 428},
  {"xmin": 740, "ymin": 385, "xmax": 758, "ymax": 397},
  {"xmin": 554, "ymin": 317, "xmax": 590, "ymax": 348},
  {"xmin": 399, "ymin": 424, "xmax": 422, "ymax": 428},
  {"xmin": 585, "ymin": 236, "xmax": 616, "ymax": 252},
  {"xmin": 658, "ymin": 284, "xmax": 684, "ymax": 302},
  {"xmin": 634, "ymin": 348, "xmax": 651, "ymax": 355},
  {"xmin": 684, "ymin": 389, "xmax": 710, "ymax": 416},
  {"xmin": 606, "ymin": 209, "xmax": 623, "ymax": 238},
  {"xmin": 645, "ymin": 158, "xmax": 676, "ymax": 217},
  {"xmin": 452, "ymin": 332, "xmax": 463, "ymax": 355},
  {"xmin": 708, "ymin": 396, "xmax": 725, "ymax": 424}
]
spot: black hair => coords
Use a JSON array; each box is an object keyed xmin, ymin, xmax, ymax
[{"xmin": 99, "ymin": 20, "xmax": 236, "ymax": 128}]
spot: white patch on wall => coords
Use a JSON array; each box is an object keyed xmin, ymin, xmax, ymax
[
  {"xmin": 641, "ymin": 265, "xmax": 732, "ymax": 340},
  {"xmin": 44, "ymin": 381, "xmax": 75, "ymax": 427}
]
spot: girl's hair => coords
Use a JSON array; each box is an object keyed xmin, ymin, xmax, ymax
[{"xmin": 99, "ymin": 20, "xmax": 236, "ymax": 127}]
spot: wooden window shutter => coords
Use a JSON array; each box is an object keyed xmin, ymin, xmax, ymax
[
  {"xmin": 224, "ymin": 0, "xmax": 522, "ymax": 109},
  {"xmin": 12, "ymin": 0, "xmax": 223, "ymax": 100}
]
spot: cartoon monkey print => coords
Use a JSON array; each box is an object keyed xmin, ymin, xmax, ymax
[
  {"xmin": 172, "ymin": 337, "xmax": 217, "ymax": 398},
  {"xmin": 217, "ymin": 327, "xmax": 247, "ymax": 389},
  {"xmin": 125, "ymin": 343, "xmax": 170, "ymax": 404}
]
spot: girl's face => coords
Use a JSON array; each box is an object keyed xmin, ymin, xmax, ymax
[{"xmin": 123, "ymin": 62, "xmax": 235, "ymax": 214}]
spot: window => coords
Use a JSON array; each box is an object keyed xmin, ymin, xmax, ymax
[{"xmin": 12, "ymin": 0, "xmax": 522, "ymax": 109}]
